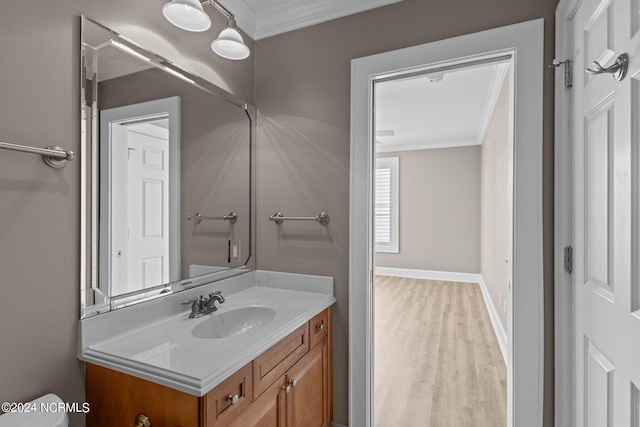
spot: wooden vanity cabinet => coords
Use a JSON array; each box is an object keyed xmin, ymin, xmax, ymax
[
  {"xmin": 86, "ymin": 363, "xmax": 200, "ymax": 427},
  {"xmin": 86, "ymin": 308, "xmax": 332, "ymax": 427}
]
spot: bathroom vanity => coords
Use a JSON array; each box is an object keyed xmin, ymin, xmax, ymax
[
  {"xmin": 86, "ymin": 309, "xmax": 331, "ymax": 426},
  {"xmin": 80, "ymin": 271, "xmax": 335, "ymax": 426}
]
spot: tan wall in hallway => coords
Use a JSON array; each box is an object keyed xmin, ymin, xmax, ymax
[
  {"xmin": 481, "ymin": 75, "xmax": 511, "ymax": 331},
  {"xmin": 254, "ymin": 0, "xmax": 558, "ymax": 424},
  {"xmin": 376, "ymin": 146, "xmax": 481, "ymax": 274},
  {"xmin": 0, "ymin": 4, "xmax": 253, "ymax": 426}
]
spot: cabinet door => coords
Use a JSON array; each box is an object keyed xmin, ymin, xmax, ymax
[
  {"xmin": 287, "ymin": 338, "xmax": 329, "ymax": 427},
  {"xmin": 229, "ymin": 375, "xmax": 287, "ymax": 427}
]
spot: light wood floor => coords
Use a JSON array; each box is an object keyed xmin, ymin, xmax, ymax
[{"xmin": 374, "ymin": 276, "xmax": 506, "ymax": 427}]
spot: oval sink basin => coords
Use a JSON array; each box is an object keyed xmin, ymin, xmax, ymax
[{"xmin": 192, "ymin": 306, "xmax": 277, "ymax": 339}]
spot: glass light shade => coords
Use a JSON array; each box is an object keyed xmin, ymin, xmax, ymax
[
  {"xmin": 211, "ymin": 27, "xmax": 250, "ymax": 60},
  {"xmin": 162, "ymin": 0, "xmax": 211, "ymax": 32}
]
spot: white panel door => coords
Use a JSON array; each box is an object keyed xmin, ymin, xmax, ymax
[
  {"xmin": 572, "ymin": 0, "xmax": 640, "ymax": 425},
  {"xmin": 125, "ymin": 124, "xmax": 170, "ymax": 290}
]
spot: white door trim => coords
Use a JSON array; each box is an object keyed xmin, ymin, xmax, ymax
[
  {"xmin": 554, "ymin": 1, "xmax": 578, "ymax": 426},
  {"xmin": 349, "ymin": 19, "xmax": 544, "ymax": 427}
]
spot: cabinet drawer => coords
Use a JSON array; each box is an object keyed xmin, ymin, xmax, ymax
[
  {"xmin": 309, "ymin": 309, "xmax": 329, "ymax": 349},
  {"xmin": 253, "ymin": 323, "xmax": 309, "ymax": 398},
  {"xmin": 201, "ymin": 362, "xmax": 253, "ymax": 427}
]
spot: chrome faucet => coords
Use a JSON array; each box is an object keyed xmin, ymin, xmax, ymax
[{"xmin": 181, "ymin": 291, "xmax": 225, "ymax": 318}]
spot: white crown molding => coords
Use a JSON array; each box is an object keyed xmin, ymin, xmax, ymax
[
  {"xmin": 375, "ymin": 137, "xmax": 479, "ymax": 153},
  {"xmin": 236, "ymin": 0, "xmax": 404, "ymax": 40},
  {"xmin": 217, "ymin": 0, "xmax": 259, "ymax": 39},
  {"xmin": 476, "ymin": 62, "xmax": 509, "ymax": 144}
]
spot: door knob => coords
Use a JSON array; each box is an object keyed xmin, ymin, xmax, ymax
[{"xmin": 586, "ymin": 53, "xmax": 628, "ymax": 81}]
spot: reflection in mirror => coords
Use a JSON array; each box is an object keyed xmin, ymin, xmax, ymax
[
  {"xmin": 100, "ymin": 98, "xmax": 180, "ymax": 297},
  {"xmin": 81, "ymin": 17, "xmax": 254, "ymax": 318}
]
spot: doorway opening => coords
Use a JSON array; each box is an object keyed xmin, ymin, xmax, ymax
[
  {"xmin": 372, "ymin": 57, "xmax": 512, "ymax": 426},
  {"xmin": 349, "ymin": 20, "xmax": 544, "ymax": 427}
]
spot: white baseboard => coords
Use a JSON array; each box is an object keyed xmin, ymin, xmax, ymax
[
  {"xmin": 374, "ymin": 267, "xmax": 508, "ymax": 365},
  {"xmin": 374, "ymin": 267, "xmax": 480, "ymax": 283},
  {"xmin": 477, "ymin": 276, "xmax": 508, "ymax": 364}
]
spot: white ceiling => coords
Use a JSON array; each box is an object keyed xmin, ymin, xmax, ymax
[
  {"xmin": 374, "ymin": 62, "xmax": 509, "ymax": 153},
  {"xmin": 219, "ymin": 0, "xmax": 403, "ymax": 40}
]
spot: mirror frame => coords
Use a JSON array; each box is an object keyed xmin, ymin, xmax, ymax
[{"xmin": 80, "ymin": 16, "xmax": 256, "ymax": 318}]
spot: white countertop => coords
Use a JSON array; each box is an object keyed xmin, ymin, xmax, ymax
[{"xmin": 79, "ymin": 270, "xmax": 335, "ymax": 396}]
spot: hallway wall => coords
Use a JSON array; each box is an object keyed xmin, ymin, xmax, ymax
[{"xmin": 481, "ymin": 74, "xmax": 511, "ymax": 330}]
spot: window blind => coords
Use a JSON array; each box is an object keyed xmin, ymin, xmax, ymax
[{"xmin": 375, "ymin": 167, "xmax": 392, "ymax": 244}]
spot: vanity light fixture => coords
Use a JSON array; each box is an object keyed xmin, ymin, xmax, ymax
[{"xmin": 162, "ymin": 0, "xmax": 250, "ymax": 60}]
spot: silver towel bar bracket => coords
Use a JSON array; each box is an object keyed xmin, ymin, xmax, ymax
[
  {"xmin": 187, "ymin": 212, "xmax": 238, "ymax": 224},
  {"xmin": 269, "ymin": 212, "xmax": 330, "ymax": 226},
  {"xmin": 0, "ymin": 141, "xmax": 75, "ymax": 168}
]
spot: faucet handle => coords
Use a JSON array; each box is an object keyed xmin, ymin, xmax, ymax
[{"xmin": 181, "ymin": 297, "xmax": 198, "ymax": 305}]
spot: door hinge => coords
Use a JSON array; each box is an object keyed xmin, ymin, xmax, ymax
[
  {"xmin": 564, "ymin": 245, "xmax": 573, "ymax": 274},
  {"xmin": 549, "ymin": 59, "xmax": 573, "ymax": 88}
]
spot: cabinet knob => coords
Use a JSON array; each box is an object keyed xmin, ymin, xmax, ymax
[
  {"xmin": 134, "ymin": 413, "xmax": 151, "ymax": 427},
  {"xmin": 282, "ymin": 385, "xmax": 291, "ymax": 394},
  {"xmin": 316, "ymin": 323, "xmax": 324, "ymax": 331},
  {"xmin": 227, "ymin": 394, "xmax": 239, "ymax": 405},
  {"xmin": 289, "ymin": 379, "xmax": 297, "ymax": 388}
]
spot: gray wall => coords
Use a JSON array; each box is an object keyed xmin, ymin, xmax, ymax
[
  {"xmin": 0, "ymin": 3, "xmax": 253, "ymax": 426},
  {"xmin": 376, "ymin": 147, "xmax": 481, "ymax": 273},
  {"xmin": 254, "ymin": 0, "xmax": 558, "ymax": 424},
  {"xmin": 481, "ymin": 75, "xmax": 511, "ymax": 330}
]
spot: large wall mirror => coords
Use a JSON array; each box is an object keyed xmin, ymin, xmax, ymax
[{"xmin": 80, "ymin": 17, "xmax": 255, "ymax": 318}]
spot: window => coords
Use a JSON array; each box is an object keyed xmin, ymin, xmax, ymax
[{"xmin": 375, "ymin": 157, "xmax": 399, "ymax": 253}]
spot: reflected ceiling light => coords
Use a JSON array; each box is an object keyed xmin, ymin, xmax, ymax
[{"xmin": 163, "ymin": 0, "xmax": 250, "ymax": 60}]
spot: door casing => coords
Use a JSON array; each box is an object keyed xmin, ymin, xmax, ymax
[
  {"xmin": 349, "ymin": 19, "xmax": 545, "ymax": 427},
  {"xmin": 554, "ymin": 1, "xmax": 576, "ymax": 426}
]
